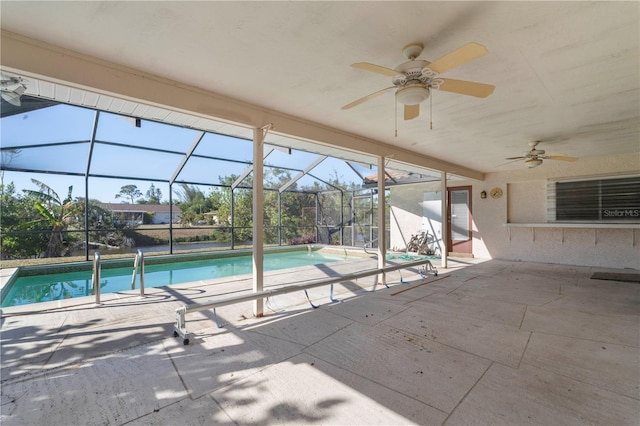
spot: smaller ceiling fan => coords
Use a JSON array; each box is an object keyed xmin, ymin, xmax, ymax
[
  {"xmin": 1, "ymin": 73, "xmax": 28, "ymax": 106},
  {"xmin": 506, "ymin": 141, "xmax": 578, "ymax": 168}
]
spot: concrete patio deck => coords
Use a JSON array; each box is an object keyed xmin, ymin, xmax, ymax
[{"xmin": 1, "ymin": 257, "xmax": 638, "ymax": 425}]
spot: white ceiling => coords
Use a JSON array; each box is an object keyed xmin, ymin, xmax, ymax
[{"xmin": 1, "ymin": 1, "xmax": 639, "ymax": 175}]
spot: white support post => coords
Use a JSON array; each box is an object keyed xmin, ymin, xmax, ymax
[
  {"xmin": 252, "ymin": 126, "xmax": 266, "ymax": 317},
  {"xmin": 377, "ymin": 156, "xmax": 386, "ymax": 285},
  {"xmin": 440, "ymin": 171, "xmax": 448, "ymax": 269}
]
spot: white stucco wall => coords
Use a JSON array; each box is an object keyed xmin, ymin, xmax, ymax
[
  {"xmin": 389, "ymin": 153, "xmax": 640, "ymax": 269},
  {"xmin": 152, "ymin": 212, "xmax": 170, "ymax": 224}
]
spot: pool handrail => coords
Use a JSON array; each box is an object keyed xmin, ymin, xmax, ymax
[
  {"xmin": 92, "ymin": 251, "xmax": 101, "ymax": 305},
  {"xmin": 363, "ymin": 238, "xmax": 379, "ymax": 255},
  {"xmin": 130, "ymin": 249, "xmax": 146, "ymax": 297},
  {"xmin": 173, "ymin": 257, "xmax": 437, "ymax": 345},
  {"xmin": 130, "ymin": 253, "xmax": 140, "ymax": 290},
  {"xmin": 138, "ymin": 249, "xmax": 145, "ymax": 297}
]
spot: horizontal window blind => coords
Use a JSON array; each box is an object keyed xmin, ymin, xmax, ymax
[{"xmin": 547, "ymin": 175, "xmax": 640, "ymax": 222}]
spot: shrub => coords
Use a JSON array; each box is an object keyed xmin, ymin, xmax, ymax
[
  {"xmin": 143, "ymin": 212, "xmax": 154, "ymax": 225},
  {"xmin": 288, "ymin": 234, "xmax": 316, "ymax": 245}
]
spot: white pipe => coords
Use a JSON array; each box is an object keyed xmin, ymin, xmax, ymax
[
  {"xmin": 173, "ymin": 257, "xmax": 436, "ymax": 341},
  {"xmin": 441, "ymin": 171, "xmax": 448, "ymax": 269},
  {"xmin": 181, "ymin": 258, "xmax": 432, "ymax": 315},
  {"xmin": 253, "ymin": 126, "xmax": 265, "ymax": 317},
  {"xmin": 377, "ymin": 155, "xmax": 386, "ymax": 285}
]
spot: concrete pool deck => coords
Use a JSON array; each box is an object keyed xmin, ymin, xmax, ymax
[{"xmin": 1, "ymin": 256, "xmax": 638, "ymax": 425}]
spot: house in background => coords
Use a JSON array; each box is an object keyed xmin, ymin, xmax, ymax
[{"xmin": 99, "ymin": 203, "xmax": 181, "ymax": 225}]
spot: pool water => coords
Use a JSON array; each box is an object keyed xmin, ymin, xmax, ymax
[{"xmin": 1, "ymin": 250, "xmax": 349, "ymax": 307}]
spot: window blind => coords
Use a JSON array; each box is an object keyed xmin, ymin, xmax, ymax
[{"xmin": 548, "ymin": 175, "xmax": 640, "ymax": 222}]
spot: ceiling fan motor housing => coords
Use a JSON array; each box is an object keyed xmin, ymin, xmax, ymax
[
  {"xmin": 395, "ymin": 60, "xmax": 431, "ymax": 83},
  {"xmin": 394, "ymin": 60, "xmax": 432, "ymax": 105}
]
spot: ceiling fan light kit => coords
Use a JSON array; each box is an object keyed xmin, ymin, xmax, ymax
[
  {"xmin": 526, "ymin": 158, "xmax": 543, "ymax": 168},
  {"xmin": 396, "ymin": 84, "xmax": 430, "ymax": 105}
]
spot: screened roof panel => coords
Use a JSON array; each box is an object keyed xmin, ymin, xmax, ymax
[
  {"xmin": 175, "ymin": 156, "xmax": 252, "ymax": 185},
  {"xmin": 95, "ymin": 112, "xmax": 199, "ymax": 153},
  {"xmin": 385, "ymin": 160, "xmax": 440, "ymax": 178},
  {"xmin": 307, "ymin": 156, "xmax": 365, "ymax": 188},
  {"xmin": 89, "ymin": 143, "xmax": 184, "ymax": 180},
  {"xmin": 1, "ymin": 94, "xmax": 434, "ymax": 198},
  {"xmin": 193, "ymin": 132, "xmax": 253, "ymax": 162},
  {"xmin": 264, "ymin": 148, "xmax": 320, "ymax": 169},
  {"xmin": 0, "ymin": 103, "xmax": 94, "ymax": 148},
  {"xmin": 289, "ymin": 174, "xmax": 329, "ymax": 192},
  {"xmin": 348, "ymin": 162, "xmax": 377, "ymax": 178},
  {"xmin": 2, "ymin": 143, "xmax": 90, "ymax": 175},
  {"xmin": 233, "ymin": 169, "xmax": 253, "ymax": 189},
  {"xmin": 263, "ymin": 166, "xmax": 300, "ymax": 190}
]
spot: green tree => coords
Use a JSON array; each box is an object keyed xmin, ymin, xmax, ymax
[
  {"xmin": 23, "ymin": 179, "xmax": 82, "ymax": 258},
  {"xmin": 174, "ymin": 183, "xmax": 203, "ymax": 225},
  {"xmin": 144, "ymin": 183, "xmax": 162, "ymax": 204},
  {"xmin": 115, "ymin": 184, "xmax": 142, "ymax": 204},
  {"xmin": 0, "ymin": 182, "xmax": 49, "ymax": 259}
]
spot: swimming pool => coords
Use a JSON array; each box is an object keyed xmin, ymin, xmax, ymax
[{"xmin": 1, "ymin": 249, "xmax": 351, "ymax": 308}]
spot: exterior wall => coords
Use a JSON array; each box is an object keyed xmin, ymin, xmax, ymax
[
  {"xmin": 151, "ymin": 212, "xmax": 178, "ymax": 224},
  {"xmin": 390, "ymin": 154, "xmax": 640, "ymax": 269},
  {"xmin": 389, "ymin": 185, "xmax": 447, "ymax": 254},
  {"xmin": 101, "ymin": 204, "xmax": 181, "ymax": 225}
]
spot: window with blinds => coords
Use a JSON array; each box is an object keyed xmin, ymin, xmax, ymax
[{"xmin": 547, "ymin": 175, "xmax": 640, "ymax": 222}]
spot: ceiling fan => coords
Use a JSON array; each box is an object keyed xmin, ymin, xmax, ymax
[
  {"xmin": 506, "ymin": 141, "xmax": 578, "ymax": 168},
  {"xmin": 1, "ymin": 73, "xmax": 28, "ymax": 106},
  {"xmin": 342, "ymin": 42, "xmax": 495, "ymax": 121}
]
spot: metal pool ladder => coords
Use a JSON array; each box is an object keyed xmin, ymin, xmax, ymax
[
  {"xmin": 130, "ymin": 249, "xmax": 146, "ymax": 297},
  {"xmin": 91, "ymin": 251, "xmax": 101, "ymax": 305}
]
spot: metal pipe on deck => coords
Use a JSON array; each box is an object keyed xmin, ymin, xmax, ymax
[{"xmin": 173, "ymin": 257, "xmax": 436, "ymax": 344}]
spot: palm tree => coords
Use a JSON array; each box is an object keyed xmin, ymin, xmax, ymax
[{"xmin": 24, "ymin": 179, "xmax": 81, "ymax": 257}]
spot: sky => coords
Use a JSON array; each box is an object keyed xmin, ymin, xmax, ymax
[{"xmin": 1, "ymin": 102, "xmax": 375, "ymax": 203}]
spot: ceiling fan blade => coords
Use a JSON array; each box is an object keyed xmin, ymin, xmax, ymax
[
  {"xmin": 436, "ymin": 78, "xmax": 495, "ymax": 98},
  {"xmin": 545, "ymin": 155, "xmax": 578, "ymax": 162},
  {"xmin": 341, "ymin": 87, "xmax": 395, "ymax": 110},
  {"xmin": 423, "ymin": 42, "xmax": 489, "ymax": 75},
  {"xmin": 498, "ymin": 158, "xmax": 525, "ymax": 167},
  {"xmin": 351, "ymin": 62, "xmax": 400, "ymax": 77},
  {"xmin": 504, "ymin": 156, "xmax": 526, "ymax": 160},
  {"xmin": 404, "ymin": 104, "xmax": 420, "ymax": 120}
]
